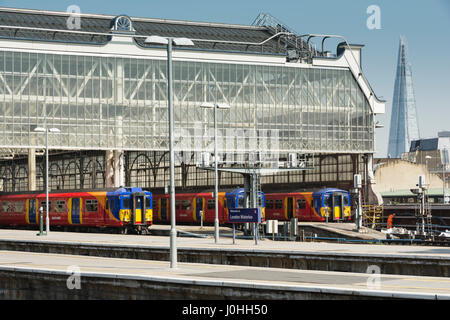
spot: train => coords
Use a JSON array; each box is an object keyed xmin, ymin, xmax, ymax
[
  {"xmin": 152, "ymin": 187, "xmax": 350, "ymax": 224},
  {"xmin": 265, "ymin": 188, "xmax": 351, "ymax": 222},
  {"xmin": 0, "ymin": 187, "xmax": 152, "ymax": 234},
  {"xmin": 0, "ymin": 187, "xmax": 351, "ymax": 233},
  {"xmin": 152, "ymin": 188, "xmax": 266, "ymax": 224}
]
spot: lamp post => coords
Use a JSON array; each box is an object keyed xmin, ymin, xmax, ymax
[
  {"xmin": 145, "ymin": 35, "xmax": 194, "ymax": 268},
  {"xmin": 34, "ymin": 127, "xmax": 61, "ymax": 235},
  {"xmin": 201, "ymin": 102, "xmax": 230, "ymax": 244}
]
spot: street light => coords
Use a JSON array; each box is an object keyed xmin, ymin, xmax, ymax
[
  {"xmin": 201, "ymin": 102, "xmax": 230, "ymax": 244},
  {"xmin": 145, "ymin": 35, "xmax": 194, "ymax": 269},
  {"xmin": 34, "ymin": 127, "xmax": 61, "ymax": 235}
]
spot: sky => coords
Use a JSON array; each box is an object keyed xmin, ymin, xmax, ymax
[{"xmin": 1, "ymin": 0, "xmax": 449, "ymax": 157}]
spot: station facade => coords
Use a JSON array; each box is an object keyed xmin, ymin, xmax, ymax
[{"xmin": 0, "ymin": 8, "xmax": 385, "ymax": 200}]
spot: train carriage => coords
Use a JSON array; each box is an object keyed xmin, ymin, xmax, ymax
[
  {"xmin": 0, "ymin": 187, "xmax": 152, "ymax": 233},
  {"xmin": 265, "ymin": 188, "xmax": 351, "ymax": 222},
  {"xmin": 153, "ymin": 188, "xmax": 266, "ymax": 224},
  {"xmin": 153, "ymin": 191, "xmax": 228, "ymax": 224}
]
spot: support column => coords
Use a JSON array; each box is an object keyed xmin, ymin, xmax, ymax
[
  {"xmin": 105, "ymin": 150, "xmax": 114, "ymax": 188},
  {"xmin": 365, "ymin": 153, "xmax": 383, "ymax": 205},
  {"xmin": 28, "ymin": 148, "xmax": 36, "ymax": 191},
  {"xmin": 114, "ymin": 150, "xmax": 124, "ymax": 188}
]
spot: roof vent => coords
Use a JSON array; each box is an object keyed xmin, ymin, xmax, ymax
[{"xmin": 110, "ymin": 15, "xmax": 135, "ymax": 33}]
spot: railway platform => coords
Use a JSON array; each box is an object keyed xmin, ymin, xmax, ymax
[
  {"xmin": 0, "ymin": 228, "xmax": 449, "ymax": 278},
  {"xmin": 0, "ymin": 250, "xmax": 449, "ymax": 300}
]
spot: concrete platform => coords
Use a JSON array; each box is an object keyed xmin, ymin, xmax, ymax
[
  {"xmin": 0, "ymin": 250, "xmax": 449, "ymax": 300},
  {"xmin": 0, "ymin": 229, "xmax": 449, "ymax": 277}
]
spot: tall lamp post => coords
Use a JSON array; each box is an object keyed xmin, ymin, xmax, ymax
[
  {"xmin": 145, "ymin": 35, "xmax": 194, "ymax": 268},
  {"xmin": 34, "ymin": 127, "xmax": 61, "ymax": 235},
  {"xmin": 201, "ymin": 102, "xmax": 230, "ymax": 244}
]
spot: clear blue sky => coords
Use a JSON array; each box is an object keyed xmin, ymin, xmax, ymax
[{"xmin": 1, "ymin": 0, "xmax": 449, "ymax": 157}]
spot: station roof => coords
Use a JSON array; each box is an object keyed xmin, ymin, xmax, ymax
[{"xmin": 0, "ymin": 7, "xmax": 305, "ymax": 55}]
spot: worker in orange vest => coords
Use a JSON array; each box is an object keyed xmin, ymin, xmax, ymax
[{"xmin": 387, "ymin": 213, "xmax": 395, "ymax": 229}]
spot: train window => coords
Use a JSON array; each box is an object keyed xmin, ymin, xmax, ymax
[
  {"xmin": 145, "ymin": 197, "xmax": 151, "ymax": 208},
  {"xmin": 109, "ymin": 200, "xmax": 115, "ymax": 212},
  {"xmin": 257, "ymin": 196, "xmax": 263, "ymax": 207},
  {"xmin": 324, "ymin": 196, "xmax": 331, "ymax": 207},
  {"xmin": 223, "ymin": 199, "xmax": 227, "ymax": 209},
  {"xmin": 152, "ymin": 200, "xmax": 157, "ymax": 209},
  {"xmin": 86, "ymin": 200, "xmax": 98, "ymax": 212},
  {"xmin": 175, "ymin": 200, "xmax": 181, "ymax": 209},
  {"xmin": 41, "ymin": 201, "xmax": 51, "ymax": 211},
  {"xmin": 12, "ymin": 201, "xmax": 24, "ymax": 212},
  {"xmin": 344, "ymin": 196, "xmax": 350, "ymax": 206},
  {"xmin": 238, "ymin": 197, "xmax": 245, "ymax": 208},
  {"xmin": 314, "ymin": 198, "xmax": 320, "ymax": 208},
  {"xmin": 207, "ymin": 199, "xmax": 215, "ymax": 210},
  {"xmin": 55, "ymin": 200, "xmax": 66, "ymax": 212},
  {"xmin": 1, "ymin": 201, "xmax": 11, "ymax": 212},
  {"xmin": 266, "ymin": 199, "xmax": 273, "ymax": 209},
  {"xmin": 122, "ymin": 197, "xmax": 130, "ymax": 209},
  {"xmin": 297, "ymin": 199, "xmax": 306, "ymax": 209},
  {"xmin": 181, "ymin": 200, "xmax": 191, "ymax": 210},
  {"xmin": 275, "ymin": 200, "xmax": 283, "ymax": 209}
]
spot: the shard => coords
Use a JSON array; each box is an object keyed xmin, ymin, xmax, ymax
[{"xmin": 387, "ymin": 36, "xmax": 420, "ymax": 158}]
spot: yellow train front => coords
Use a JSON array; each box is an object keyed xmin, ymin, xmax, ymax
[{"xmin": 312, "ymin": 188, "xmax": 351, "ymax": 222}]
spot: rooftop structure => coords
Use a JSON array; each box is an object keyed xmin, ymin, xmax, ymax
[{"xmin": 0, "ymin": 7, "xmax": 385, "ymax": 196}]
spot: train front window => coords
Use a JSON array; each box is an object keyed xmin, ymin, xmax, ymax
[
  {"xmin": 344, "ymin": 196, "xmax": 350, "ymax": 206},
  {"xmin": 257, "ymin": 196, "xmax": 263, "ymax": 207},
  {"xmin": 238, "ymin": 196, "xmax": 245, "ymax": 208},
  {"xmin": 145, "ymin": 197, "xmax": 151, "ymax": 209},
  {"xmin": 323, "ymin": 196, "xmax": 331, "ymax": 207},
  {"xmin": 122, "ymin": 197, "xmax": 130, "ymax": 209}
]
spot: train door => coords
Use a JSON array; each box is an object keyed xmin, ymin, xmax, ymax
[
  {"xmin": 27, "ymin": 199, "xmax": 37, "ymax": 224},
  {"xmin": 160, "ymin": 197, "xmax": 168, "ymax": 221},
  {"xmin": 195, "ymin": 197, "xmax": 204, "ymax": 222},
  {"xmin": 286, "ymin": 197, "xmax": 294, "ymax": 219},
  {"xmin": 70, "ymin": 198, "xmax": 82, "ymax": 224},
  {"xmin": 132, "ymin": 193, "xmax": 145, "ymax": 225},
  {"xmin": 332, "ymin": 193, "xmax": 344, "ymax": 220}
]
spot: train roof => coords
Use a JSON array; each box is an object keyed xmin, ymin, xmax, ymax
[
  {"xmin": 225, "ymin": 188, "xmax": 264, "ymax": 196},
  {"xmin": 312, "ymin": 188, "xmax": 350, "ymax": 196}
]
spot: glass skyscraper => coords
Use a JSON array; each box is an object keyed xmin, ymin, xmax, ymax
[{"xmin": 388, "ymin": 36, "xmax": 420, "ymax": 158}]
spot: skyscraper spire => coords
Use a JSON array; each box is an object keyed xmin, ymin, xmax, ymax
[{"xmin": 387, "ymin": 36, "xmax": 420, "ymax": 158}]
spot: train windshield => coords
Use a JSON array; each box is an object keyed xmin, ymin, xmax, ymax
[
  {"xmin": 257, "ymin": 195, "xmax": 264, "ymax": 207},
  {"xmin": 145, "ymin": 197, "xmax": 151, "ymax": 208},
  {"xmin": 238, "ymin": 196, "xmax": 245, "ymax": 208},
  {"xmin": 323, "ymin": 196, "xmax": 331, "ymax": 207},
  {"xmin": 121, "ymin": 196, "xmax": 131, "ymax": 209},
  {"xmin": 344, "ymin": 196, "xmax": 350, "ymax": 206}
]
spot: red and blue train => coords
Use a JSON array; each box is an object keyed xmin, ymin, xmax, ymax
[
  {"xmin": 0, "ymin": 187, "xmax": 351, "ymax": 233},
  {"xmin": 0, "ymin": 187, "xmax": 152, "ymax": 234}
]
